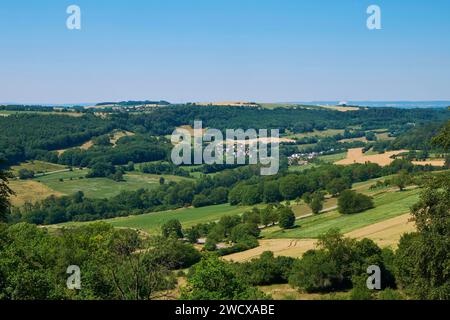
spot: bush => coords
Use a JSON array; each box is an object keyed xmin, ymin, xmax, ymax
[
  {"xmin": 309, "ymin": 192, "xmax": 325, "ymax": 214},
  {"xmin": 289, "ymin": 230, "xmax": 390, "ymax": 293},
  {"xmin": 337, "ymin": 190, "xmax": 374, "ymax": 214},
  {"xmin": 278, "ymin": 206, "xmax": 295, "ymax": 229},
  {"xmin": 349, "ymin": 275, "xmax": 374, "ymax": 300},
  {"xmin": 180, "ymin": 255, "xmax": 268, "ymax": 300},
  {"xmin": 216, "ymin": 239, "xmax": 258, "ymax": 256},
  {"xmin": 17, "ymin": 169, "xmax": 35, "ymax": 180},
  {"xmin": 377, "ymin": 288, "xmax": 403, "ymax": 300},
  {"xmin": 234, "ymin": 251, "xmax": 295, "ymax": 286},
  {"xmin": 230, "ymin": 223, "xmax": 260, "ymax": 243},
  {"xmin": 289, "ymin": 249, "xmax": 339, "ymax": 293},
  {"xmin": 161, "ymin": 219, "xmax": 183, "ymax": 238}
]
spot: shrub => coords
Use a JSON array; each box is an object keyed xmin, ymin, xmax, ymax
[
  {"xmin": 18, "ymin": 169, "xmax": 35, "ymax": 180},
  {"xmin": 278, "ymin": 206, "xmax": 296, "ymax": 229},
  {"xmin": 161, "ymin": 219, "xmax": 183, "ymax": 238},
  {"xmin": 337, "ymin": 190, "xmax": 374, "ymax": 214}
]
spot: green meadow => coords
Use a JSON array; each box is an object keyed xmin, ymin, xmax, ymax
[
  {"xmin": 262, "ymin": 188, "xmax": 420, "ymax": 239},
  {"xmin": 35, "ymin": 170, "xmax": 191, "ymax": 199},
  {"xmin": 81, "ymin": 203, "xmax": 257, "ymax": 234}
]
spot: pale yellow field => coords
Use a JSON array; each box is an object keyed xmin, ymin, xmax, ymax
[
  {"xmin": 345, "ymin": 214, "xmax": 415, "ymax": 247},
  {"xmin": 223, "ymin": 239, "xmax": 316, "ymax": 262},
  {"xmin": 412, "ymin": 160, "xmax": 446, "ymax": 166},
  {"xmin": 339, "ymin": 137, "xmax": 368, "ymax": 143},
  {"xmin": 319, "ymin": 105, "xmax": 361, "ymax": 112},
  {"xmin": 110, "ymin": 130, "xmax": 135, "ymax": 146},
  {"xmin": 223, "ymin": 213, "xmax": 415, "ymax": 262},
  {"xmin": 57, "ymin": 140, "xmax": 93, "ymax": 155},
  {"xmin": 176, "ymin": 125, "xmax": 207, "ymax": 136},
  {"xmin": 335, "ymin": 147, "xmax": 445, "ymax": 167},
  {"xmin": 56, "ymin": 130, "xmax": 135, "ymax": 154},
  {"xmin": 335, "ymin": 148, "xmax": 409, "ymax": 166},
  {"xmin": 9, "ymin": 180, "xmax": 64, "ymax": 207}
]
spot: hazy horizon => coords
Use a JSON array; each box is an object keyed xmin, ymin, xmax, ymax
[{"xmin": 1, "ymin": 100, "xmax": 449, "ymax": 109}]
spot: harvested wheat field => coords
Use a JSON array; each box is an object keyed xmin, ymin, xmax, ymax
[
  {"xmin": 9, "ymin": 180, "xmax": 64, "ymax": 207},
  {"xmin": 224, "ymin": 214, "xmax": 415, "ymax": 262},
  {"xmin": 346, "ymin": 213, "xmax": 415, "ymax": 247},
  {"xmin": 57, "ymin": 139, "xmax": 94, "ymax": 155},
  {"xmin": 176, "ymin": 125, "xmax": 207, "ymax": 136},
  {"xmin": 319, "ymin": 105, "xmax": 361, "ymax": 112},
  {"xmin": 335, "ymin": 148, "xmax": 408, "ymax": 166},
  {"xmin": 110, "ymin": 130, "xmax": 135, "ymax": 146},
  {"xmin": 412, "ymin": 160, "xmax": 445, "ymax": 167},
  {"xmin": 223, "ymin": 239, "xmax": 316, "ymax": 262}
]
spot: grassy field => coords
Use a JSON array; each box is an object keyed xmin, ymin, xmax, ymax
[
  {"xmin": 98, "ymin": 204, "xmax": 257, "ymax": 234},
  {"xmin": 11, "ymin": 161, "xmax": 67, "ymax": 176},
  {"xmin": 288, "ymin": 163, "xmax": 318, "ymax": 172},
  {"xmin": 225, "ymin": 213, "xmax": 415, "ymax": 262},
  {"xmin": 317, "ymin": 152, "xmax": 347, "ymax": 163},
  {"xmin": 35, "ymin": 170, "xmax": 191, "ymax": 199},
  {"xmin": 375, "ymin": 132, "xmax": 394, "ymax": 140},
  {"xmin": 287, "ymin": 129, "xmax": 345, "ymax": 139},
  {"xmin": 9, "ymin": 180, "xmax": 64, "ymax": 207},
  {"xmin": 262, "ymin": 188, "xmax": 420, "ymax": 239}
]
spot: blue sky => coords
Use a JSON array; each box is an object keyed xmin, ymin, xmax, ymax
[{"xmin": 1, "ymin": 0, "xmax": 449, "ymax": 104}]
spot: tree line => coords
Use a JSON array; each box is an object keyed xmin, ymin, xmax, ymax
[{"xmin": 8, "ymin": 159, "xmax": 441, "ymax": 225}]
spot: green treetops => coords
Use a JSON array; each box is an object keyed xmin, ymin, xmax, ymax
[
  {"xmin": 180, "ymin": 254, "xmax": 267, "ymax": 300},
  {"xmin": 278, "ymin": 206, "xmax": 296, "ymax": 229},
  {"xmin": 0, "ymin": 165, "xmax": 14, "ymax": 222},
  {"xmin": 161, "ymin": 219, "xmax": 184, "ymax": 238},
  {"xmin": 337, "ymin": 190, "xmax": 374, "ymax": 214}
]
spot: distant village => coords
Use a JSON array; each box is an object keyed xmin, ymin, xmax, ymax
[{"xmin": 288, "ymin": 150, "xmax": 335, "ymax": 166}]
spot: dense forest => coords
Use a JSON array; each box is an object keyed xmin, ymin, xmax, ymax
[
  {"xmin": 0, "ymin": 114, "xmax": 113, "ymax": 166},
  {"xmin": 1, "ymin": 105, "xmax": 448, "ymax": 168},
  {"xmin": 116, "ymin": 105, "xmax": 449, "ymax": 134}
]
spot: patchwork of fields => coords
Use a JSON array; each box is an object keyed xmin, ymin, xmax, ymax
[
  {"xmin": 262, "ymin": 188, "xmax": 419, "ymax": 239},
  {"xmin": 8, "ymin": 162, "xmax": 192, "ymax": 202},
  {"xmin": 7, "ymin": 155, "xmax": 439, "ymax": 265},
  {"xmin": 224, "ymin": 213, "xmax": 415, "ymax": 262}
]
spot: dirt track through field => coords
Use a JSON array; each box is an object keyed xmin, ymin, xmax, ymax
[{"xmin": 223, "ymin": 213, "xmax": 415, "ymax": 262}]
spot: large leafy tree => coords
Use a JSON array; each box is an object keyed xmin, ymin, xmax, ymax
[
  {"xmin": 394, "ymin": 172, "xmax": 450, "ymax": 299},
  {"xmin": 180, "ymin": 254, "xmax": 267, "ymax": 300},
  {"xmin": 0, "ymin": 222, "xmax": 180, "ymax": 300},
  {"xmin": 289, "ymin": 229, "xmax": 392, "ymax": 293},
  {"xmin": 394, "ymin": 124, "xmax": 449, "ymax": 299},
  {"xmin": 337, "ymin": 190, "xmax": 374, "ymax": 214},
  {"xmin": 432, "ymin": 120, "xmax": 450, "ymax": 150},
  {"xmin": 278, "ymin": 206, "xmax": 296, "ymax": 229},
  {"xmin": 0, "ymin": 164, "xmax": 14, "ymax": 222}
]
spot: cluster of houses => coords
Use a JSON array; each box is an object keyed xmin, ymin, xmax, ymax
[{"xmin": 288, "ymin": 150, "xmax": 335, "ymax": 166}]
